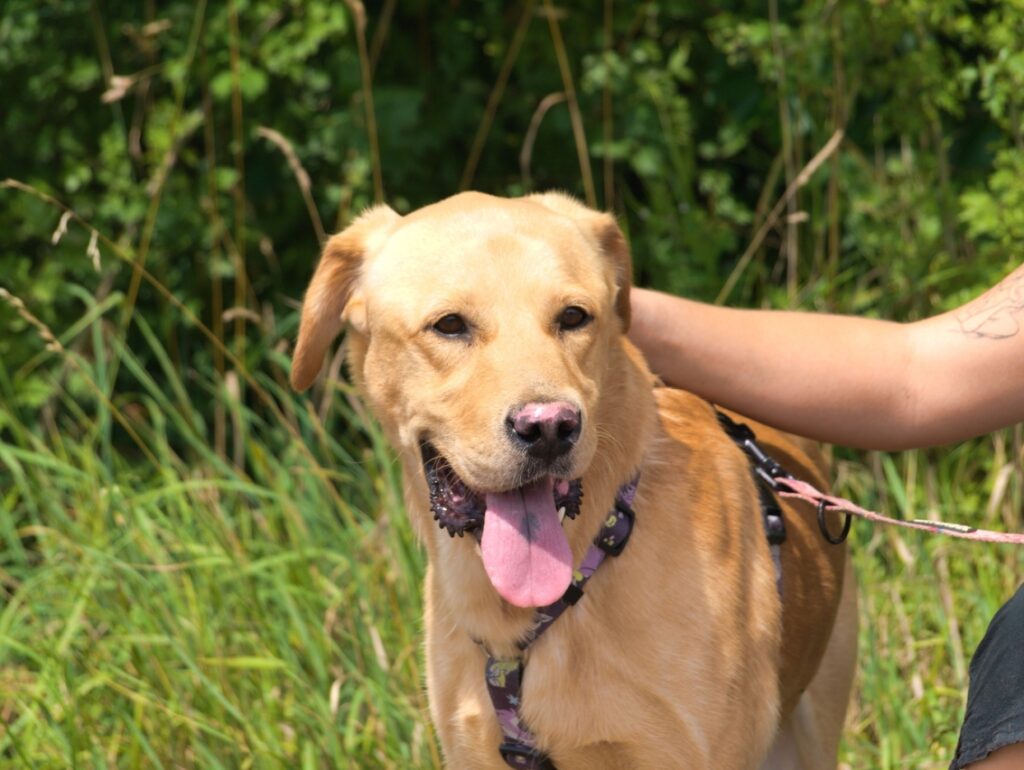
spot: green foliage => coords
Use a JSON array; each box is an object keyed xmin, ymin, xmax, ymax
[
  {"xmin": 2, "ymin": 1, "xmax": 1024, "ymax": 767},
  {"xmin": 4, "ymin": 0, "xmax": 1024, "ymax": 353}
]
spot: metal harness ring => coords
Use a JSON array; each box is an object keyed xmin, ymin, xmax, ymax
[{"xmin": 817, "ymin": 499, "xmax": 852, "ymax": 545}]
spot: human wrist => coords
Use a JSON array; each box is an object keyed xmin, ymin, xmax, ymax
[{"xmin": 627, "ymin": 288, "xmax": 689, "ymax": 384}]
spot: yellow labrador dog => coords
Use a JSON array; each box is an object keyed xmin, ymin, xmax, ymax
[{"xmin": 292, "ymin": 192, "xmax": 857, "ymax": 769}]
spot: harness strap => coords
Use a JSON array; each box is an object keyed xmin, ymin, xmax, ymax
[
  {"xmin": 715, "ymin": 409, "xmax": 1024, "ymax": 546},
  {"xmin": 483, "ymin": 411, "xmax": 795, "ymax": 769},
  {"xmin": 757, "ymin": 481, "xmax": 787, "ymax": 596},
  {"xmin": 716, "ymin": 409, "xmax": 788, "ymax": 595},
  {"xmin": 484, "ymin": 477, "xmax": 638, "ymax": 770}
]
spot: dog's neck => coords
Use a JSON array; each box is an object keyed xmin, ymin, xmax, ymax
[{"xmin": 403, "ymin": 339, "xmax": 659, "ymax": 656}]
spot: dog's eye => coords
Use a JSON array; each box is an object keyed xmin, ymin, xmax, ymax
[
  {"xmin": 558, "ymin": 306, "xmax": 591, "ymax": 331},
  {"xmin": 432, "ymin": 314, "xmax": 468, "ymax": 337}
]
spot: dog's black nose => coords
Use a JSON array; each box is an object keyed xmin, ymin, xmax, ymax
[{"xmin": 507, "ymin": 401, "xmax": 581, "ymax": 462}]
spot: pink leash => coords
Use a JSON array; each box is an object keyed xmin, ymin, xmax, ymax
[{"xmin": 775, "ymin": 476, "xmax": 1024, "ymax": 545}]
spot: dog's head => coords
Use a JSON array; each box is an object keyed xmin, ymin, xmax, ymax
[{"xmin": 292, "ymin": 192, "xmax": 634, "ymax": 608}]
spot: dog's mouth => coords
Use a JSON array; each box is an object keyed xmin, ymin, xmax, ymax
[{"xmin": 421, "ymin": 442, "xmax": 583, "ymax": 608}]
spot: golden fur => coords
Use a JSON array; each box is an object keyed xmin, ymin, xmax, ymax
[{"xmin": 292, "ymin": 191, "xmax": 858, "ymax": 769}]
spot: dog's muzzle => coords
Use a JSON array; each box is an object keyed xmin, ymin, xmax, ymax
[{"xmin": 420, "ymin": 442, "xmax": 583, "ymax": 537}]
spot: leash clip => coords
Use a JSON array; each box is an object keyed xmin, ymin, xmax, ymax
[
  {"xmin": 715, "ymin": 411, "xmax": 792, "ymax": 487},
  {"xmin": 748, "ymin": 443, "xmax": 792, "ymax": 488}
]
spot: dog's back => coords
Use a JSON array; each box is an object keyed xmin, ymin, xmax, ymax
[{"xmin": 652, "ymin": 386, "xmax": 856, "ymax": 767}]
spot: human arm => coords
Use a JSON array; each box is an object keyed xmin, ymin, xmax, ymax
[
  {"xmin": 970, "ymin": 744, "xmax": 1024, "ymax": 770},
  {"xmin": 627, "ymin": 265, "xmax": 1024, "ymax": 451}
]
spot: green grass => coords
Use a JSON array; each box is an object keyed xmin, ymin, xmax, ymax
[
  {"xmin": 839, "ymin": 446, "xmax": 1024, "ymax": 769},
  {"xmin": 1, "ymin": 255, "xmax": 1022, "ymax": 769},
  {"xmin": 0, "ymin": 290, "xmax": 439, "ymax": 768}
]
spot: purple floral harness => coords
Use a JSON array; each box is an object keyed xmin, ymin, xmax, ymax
[
  {"xmin": 481, "ymin": 477, "xmax": 638, "ymax": 769},
  {"xmin": 479, "ymin": 411, "xmax": 791, "ymax": 770}
]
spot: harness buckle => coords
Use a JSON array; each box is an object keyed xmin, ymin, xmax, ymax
[
  {"xmin": 561, "ymin": 581, "xmax": 585, "ymax": 605},
  {"xmin": 764, "ymin": 511, "xmax": 787, "ymax": 546},
  {"xmin": 596, "ymin": 500, "xmax": 635, "ymax": 557},
  {"xmin": 756, "ymin": 482, "xmax": 787, "ymax": 546},
  {"xmin": 499, "ymin": 742, "xmax": 553, "ymax": 769}
]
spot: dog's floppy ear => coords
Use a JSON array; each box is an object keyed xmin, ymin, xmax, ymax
[
  {"xmin": 526, "ymin": 192, "xmax": 633, "ymax": 331},
  {"xmin": 291, "ymin": 205, "xmax": 400, "ymax": 391}
]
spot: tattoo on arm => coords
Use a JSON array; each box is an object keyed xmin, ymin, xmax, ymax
[{"xmin": 955, "ymin": 265, "xmax": 1024, "ymax": 340}]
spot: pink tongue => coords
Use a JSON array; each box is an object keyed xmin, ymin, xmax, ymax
[{"xmin": 481, "ymin": 476, "xmax": 573, "ymax": 608}]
